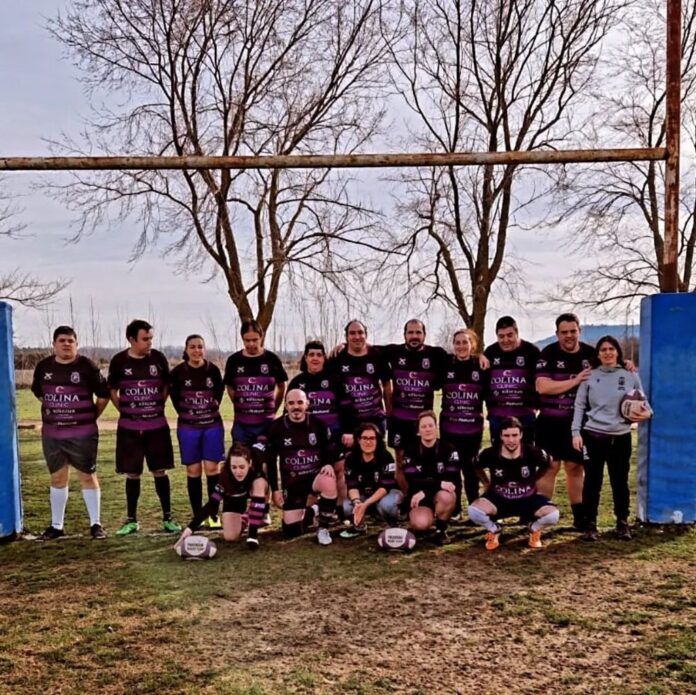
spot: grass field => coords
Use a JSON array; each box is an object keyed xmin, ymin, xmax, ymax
[{"xmin": 2, "ymin": 390, "xmax": 695, "ymax": 694}]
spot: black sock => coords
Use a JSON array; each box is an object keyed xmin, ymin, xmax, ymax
[
  {"xmin": 571, "ymin": 503, "xmax": 584, "ymax": 527},
  {"xmin": 318, "ymin": 496, "xmax": 337, "ymax": 529},
  {"xmin": 153, "ymin": 475, "xmax": 172, "ymax": 519},
  {"xmin": 206, "ymin": 474, "xmax": 220, "ymax": 519},
  {"xmin": 125, "ymin": 478, "xmax": 141, "ymax": 520},
  {"xmin": 436, "ymin": 518, "xmax": 448, "ymax": 532},
  {"xmin": 303, "ymin": 505, "xmax": 316, "ymax": 531},
  {"xmin": 247, "ymin": 496, "xmax": 265, "ymax": 540},
  {"xmin": 187, "ymin": 476, "xmax": 203, "ymax": 515}
]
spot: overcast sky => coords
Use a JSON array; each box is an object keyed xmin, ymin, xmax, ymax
[{"xmin": 0, "ymin": 2, "xmax": 637, "ymax": 351}]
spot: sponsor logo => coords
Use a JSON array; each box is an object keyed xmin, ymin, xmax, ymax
[
  {"xmin": 124, "ymin": 368, "xmax": 133, "ymax": 376},
  {"xmin": 237, "ymin": 366, "xmax": 245, "ymax": 373},
  {"xmin": 516, "ymin": 356, "xmax": 525, "ymax": 367},
  {"xmin": 398, "ymin": 358, "xmax": 407, "ymax": 366},
  {"xmin": 150, "ymin": 365, "xmax": 158, "ymax": 376},
  {"xmin": 494, "ymin": 468, "xmax": 504, "ymax": 477},
  {"xmin": 493, "ymin": 357, "xmax": 501, "ymax": 366},
  {"xmin": 342, "ymin": 365, "xmax": 350, "ymax": 373},
  {"xmin": 185, "ymin": 379, "xmax": 192, "ymax": 387},
  {"xmin": 366, "ymin": 363, "xmax": 375, "ymax": 374},
  {"xmin": 261, "ymin": 364, "xmax": 269, "ymax": 374},
  {"xmin": 43, "ymin": 373, "xmax": 53, "ymax": 380},
  {"xmin": 298, "ymin": 383, "xmax": 306, "ymax": 390},
  {"xmin": 309, "ymin": 433, "xmax": 317, "ymax": 445},
  {"xmin": 447, "ymin": 371, "xmax": 455, "ymax": 379},
  {"xmin": 70, "ymin": 371, "xmax": 80, "ymax": 384},
  {"xmin": 284, "ymin": 438, "xmax": 293, "ymax": 446},
  {"xmin": 557, "ymin": 361, "xmax": 565, "ymax": 369}
]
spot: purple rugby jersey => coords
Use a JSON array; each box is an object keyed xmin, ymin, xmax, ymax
[
  {"xmin": 536, "ymin": 342, "xmax": 594, "ymax": 420},
  {"xmin": 31, "ymin": 355, "xmax": 109, "ymax": 439},
  {"xmin": 440, "ymin": 356, "xmax": 488, "ymax": 437},
  {"xmin": 223, "ymin": 350, "xmax": 288, "ymax": 426},
  {"xmin": 474, "ymin": 444, "xmax": 551, "ymax": 500},
  {"xmin": 484, "ymin": 340, "xmax": 540, "ymax": 418},
  {"xmin": 108, "ymin": 349, "xmax": 170, "ymax": 431},
  {"xmin": 287, "ymin": 370, "xmax": 341, "ymax": 431},
  {"xmin": 170, "ymin": 360, "xmax": 224, "ymax": 429}
]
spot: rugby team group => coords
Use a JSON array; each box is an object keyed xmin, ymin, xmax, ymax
[{"xmin": 29, "ymin": 313, "xmax": 651, "ymax": 552}]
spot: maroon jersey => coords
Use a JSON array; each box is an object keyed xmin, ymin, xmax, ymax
[
  {"xmin": 256, "ymin": 414, "xmax": 334, "ymax": 491},
  {"xmin": 344, "ymin": 449, "xmax": 397, "ymax": 496},
  {"xmin": 484, "ymin": 340, "xmax": 540, "ymax": 418},
  {"xmin": 382, "ymin": 343, "xmax": 448, "ymax": 422},
  {"xmin": 536, "ymin": 342, "xmax": 594, "ymax": 420},
  {"xmin": 108, "ymin": 349, "xmax": 170, "ymax": 431},
  {"xmin": 474, "ymin": 444, "xmax": 551, "ymax": 500},
  {"xmin": 169, "ymin": 360, "xmax": 224, "ymax": 429},
  {"xmin": 287, "ymin": 370, "xmax": 341, "ymax": 431},
  {"xmin": 440, "ymin": 356, "xmax": 488, "ymax": 437},
  {"xmin": 223, "ymin": 351, "xmax": 288, "ymax": 426},
  {"xmin": 31, "ymin": 355, "xmax": 109, "ymax": 439},
  {"xmin": 328, "ymin": 347, "xmax": 392, "ymax": 430},
  {"xmin": 402, "ymin": 440, "xmax": 460, "ymax": 497}
]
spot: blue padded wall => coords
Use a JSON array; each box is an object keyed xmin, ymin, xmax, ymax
[
  {"xmin": 638, "ymin": 294, "xmax": 696, "ymax": 523},
  {"xmin": 0, "ymin": 302, "xmax": 22, "ymax": 539}
]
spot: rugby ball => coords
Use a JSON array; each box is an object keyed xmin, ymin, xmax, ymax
[
  {"xmin": 377, "ymin": 527, "xmax": 416, "ymax": 552},
  {"xmin": 620, "ymin": 389, "xmax": 651, "ymax": 421},
  {"xmin": 176, "ymin": 534, "xmax": 218, "ymax": 560}
]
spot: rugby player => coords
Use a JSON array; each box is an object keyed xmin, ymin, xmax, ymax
[
  {"xmin": 329, "ymin": 320, "xmax": 392, "ymax": 448},
  {"xmin": 381, "ymin": 319, "xmax": 448, "ymax": 492},
  {"xmin": 170, "ymin": 335, "xmax": 225, "ymax": 528},
  {"xmin": 31, "ymin": 326, "xmax": 110, "ymax": 540},
  {"xmin": 108, "ymin": 320, "xmax": 181, "ymax": 535},
  {"xmin": 535, "ymin": 314, "xmax": 594, "ymax": 529},
  {"xmin": 468, "ymin": 417, "xmax": 559, "ymax": 550},
  {"xmin": 256, "ymin": 389, "xmax": 338, "ymax": 545},
  {"xmin": 223, "ymin": 320, "xmax": 288, "ymax": 446},
  {"xmin": 177, "ymin": 443, "xmax": 268, "ymax": 549},
  {"xmin": 402, "ymin": 411, "xmax": 459, "ymax": 545},
  {"xmin": 484, "ymin": 316, "xmax": 540, "ymax": 444}
]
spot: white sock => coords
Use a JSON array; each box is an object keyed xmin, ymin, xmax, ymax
[
  {"xmin": 82, "ymin": 488, "xmax": 101, "ymax": 526},
  {"xmin": 467, "ymin": 505, "xmax": 499, "ymax": 533},
  {"xmin": 530, "ymin": 508, "xmax": 560, "ymax": 532},
  {"xmin": 50, "ymin": 486, "xmax": 69, "ymax": 530}
]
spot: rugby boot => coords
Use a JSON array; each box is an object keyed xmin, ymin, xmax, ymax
[
  {"xmin": 528, "ymin": 529, "xmax": 543, "ymax": 549},
  {"xmin": 582, "ymin": 522, "xmax": 599, "ymax": 541},
  {"xmin": 616, "ymin": 520, "xmax": 632, "ymax": 540},
  {"xmin": 485, "ymin": 530, "xmax": 500, "ymax": 551},
  {"xmin": 163, "ymin": 517, "xmax": 182, "ymax": 533},
  {"xmin": 339, "ymin": 524, "xmax": 366, "ymax": 539},
  {"xmin": 90, "ymin": 523, "xmax": 107, "ymax": 540},
  {"xmin": 115, "ymin": 520, "xmax": 140, "ymax": 536},
  {"xmin": 204, "ymin": 516, "xmax": 222, "ymax": 530},
  {"xmin": 37, "ymin": 525, "xmax": 65, "ymax": 542},
  {"xmin": 246, "ymin": 537, "xmax": 260, "ymax": 551},
  {"xmin": 317, "ymin": 527, "xmax": 333, "ymax": 546},
  {"xmin": 434, "ymin": 529, "xmax": 452, "ymax": 546}
]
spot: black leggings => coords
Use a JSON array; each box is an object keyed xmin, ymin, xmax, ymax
[
  {"xmin": 582, "ymin": 430, "xmax": 632, "ymax": 524},
  {"xmin": 442, "ymin": 434, "xmax": 482, "ymax": 510}
]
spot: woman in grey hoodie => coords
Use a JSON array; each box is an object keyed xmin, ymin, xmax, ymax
[{"xmin": 572, "ymin": 336, "xmax": 651, "ymax": 541}]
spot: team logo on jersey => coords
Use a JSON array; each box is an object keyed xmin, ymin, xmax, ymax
[
  {"xmin": 309, "ymin": 433, "xmax": 317, "ymax": 445},
  {"xmin": 374, "ymin": 471, "xmax": 380, "ymax": 482},
  {"xmin": 582, "ymin": 360, "xmax": 591, "ymax": 369},
  {"xmin": 437, "ymin": 462, "xmax": 444, "ymax": 473},
  {"xmin": 398, "ymin": 358, "xmax": 407, "ymax": 366},
  {"xmin": 150, "ymin": 365, "xmax": 158, "ymax": 376},
  {"xmin": 237, "ymin": 366, "xmax": 245, "ymax": 373},
  {"xmin": 450, "ymin": 451, "xmax": 459, "ymax": 462},
  {"xmin": 284, "ymin": 438, "xmax": 293, "ymax": 446},
  {"xmin": 447, "ymin": 371, "xmax": 455, "ymax": 379},
  {"xmin": 185, "ymin": 379, "xmax": 192, "ymax": 387},
  {"xmin": 43, "ymin": 373, "xmax": 53, "ymax": 380},
  {"xmin": 386, "ymin": 463, "xmax": 396, "ymax": 472},
  {"xmin": 494, "ymin": 468, "xmax": 504, "ymax": 477},
  {"xmin": 422, "ymin": 358, "xmax": 430, "ymax": 369},
  {"xmin": 472, "ymin": 371, "xmax": 480, "ymax": 381},
  {"xmin": 394, "ymin": 433, "xmax": 401, "ymax": 446},
  {"xmin": 261, "ymin": 364, "xmax": 269, "ymax": 374},
  {"xmin": 538, "ymin": 360, "xmax": 547, "ymax": 369},
  {"xmin": 321, "ymin": 380, "xmax": 329, "ymax": 389},
  {"xmin": 493, "ymin": 357, "xmax": 501, "ymax": 366},
  {"xmin": 521, "ymin": 466, "xmax": 530, "ymax": 478},
  {"xmin": 342, "ymin": 365, "xmax": 350, "ymax": 373},
  {"xmin": 70, "ymin": 371, "xmax": 80, "ymax": 384},
  {"xmin": 206, "ymin": 378, "xmax": 213, "ymax": 388},
  {"xmin": 366, "ymin": 363, "xmax": 375, "ymax": 374},
  {"xmin": 124, "ymin": 368, "xmax": 133, "ymax": 376},
  {"xmin": 618, "ymin": 376, "xmax": 626, "ymax": 389},
  {"xmin": 516, "ymin": 356, "xmax": 525, "ymax": 366},
  {"xmin": 556, "ymin": 361, "xmax": 565, "ymax": 369},
  {"xmin": 298, "ymin": 383, "xmax": 306, "ymax": 390}
]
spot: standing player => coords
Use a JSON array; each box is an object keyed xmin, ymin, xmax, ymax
[
  {"xmin": 381, "ymin": 319, "xmax": 448, "ymax": 492},
  {"xmin": 468, "ymin": 417, "xmax": 559, "ymax": 550},
  {"xmin": 402, "ymin": 411, "xmax": 459, "ymax": 545},
  {"xmin": 31, "ymin": 326, "xmax": 110, "ymax": 540},
  {"xmin": 170, "ymin": 334, "xmax": 225, "ymax": 527},
  {"xmin": 484, "ymin": 316, "xmax": 540, "ymax": 444},
  {"xmin": 108, "ymin": 319, "xmax": 181, "ymax": 535},
  {"xmin": 329, "ymin": 320, "xmax": 392, "ymax": 447},
  {"xmin": 223, "ymin": 320, "xmax": 288, "ymax": 446},
  {"xmin": 535, "ymin": 314, "xmax": 594, "ymax": 529},
  {"xmin": 256, "ymin": 389, "xmax": 338, "ymax": 545},
  {"xmin": 440, "ymin": 329, "xmax": 489, "ymax": 511}
]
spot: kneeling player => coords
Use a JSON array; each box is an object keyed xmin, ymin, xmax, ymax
[
  {"xmin": 177, "ymin": 443, "xmax": 268, "ymax": 549},
  {"xmin": 257, "ymin": 389, "xmax": 338, "ymax": 545},
  {"xmin": 402, "ymin": 411, "xmax": 459, "ymax": 545},
  {"xmin": 468, "ymin": 417, "xmax": 559, "ymax": 550}
]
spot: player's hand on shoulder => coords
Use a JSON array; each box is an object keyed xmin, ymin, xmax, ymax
[
  {"xmin": 576, "ymin": 367, "xmax": 592, "ymax": 384},
  {"xmin": 478, "ymin": 354, "xmax": 490, "ymax": 370},
  {"xmin": 624, "ymin": 359, "xmax": 637, "ymax": 373}
]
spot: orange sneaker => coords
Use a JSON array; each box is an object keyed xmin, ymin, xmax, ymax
[
  {"xmin": 485, "ymin": 531, "xmax": 500, "ymax": 551},
  {"xmin": 528, "ymin": 529, "xmax": 543, "ymax": 549}
]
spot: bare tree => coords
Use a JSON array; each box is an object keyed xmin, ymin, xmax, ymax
[
  {"xmin": 386, "ymin": 0, "xmax": 622, "ymax": 338},
  {"xmin": 0, "ymin": 180, "xmax": 69, "ymax": 308},
  {"xmin": 552, "ymin": 0, "xmax": 696, "ymax": 311},
  {"xmin": 48, "ymin": 0, "xmax": 390, "ymax": 331}
]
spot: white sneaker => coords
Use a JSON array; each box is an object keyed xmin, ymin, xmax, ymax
[{"xmin": 317, "ymin": 527, "xmax": 332, "ymax": 546}]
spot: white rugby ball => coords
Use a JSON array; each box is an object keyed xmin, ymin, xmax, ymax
[
  {"xmin": 377, "ymin": 527, "xmax": 416, "ymax": 552},
  {"xmin": 176, "ymin": 534, "xmax": 218, "ymax": 560},
  {"xmin": 620, "ymin": 389, "xmax": 651, "ymax": 420}
]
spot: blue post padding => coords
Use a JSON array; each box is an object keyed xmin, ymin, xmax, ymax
[
  {"xmin": 0, "ymin": 302, "xmax": 22, "ymax": 538},
  {"xmin": 638, "ymin": 294, "xmax": 696, "ymax": 523}
]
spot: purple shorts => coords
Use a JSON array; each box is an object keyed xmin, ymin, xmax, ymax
[{"xmin": 177, "ymin": 425, "xmax": 225, "ymax": 465}]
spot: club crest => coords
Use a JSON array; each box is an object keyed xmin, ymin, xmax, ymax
[
  {"xmin": 206, "ymin": 378, "xmax": 213, "ymax": 388},
  {"xmin": 422, "ymin": 358, "xmax": 430, "ymax": 369},
  {"xmin": 70, "ymin": 371, "xmax": 80, "ymax": 384},
  {"xmin": 150, "ymin": 365, "xmax": 158, "ymax": 376},
  {"xmin": 261, "ymin": 364, "xmax": 269, "ymax": 374},
  {"xmin": 366, "ymin": 363, "xmax": 375, "ymax": 374},
  {"xmin": 521, "ymin": 466, "xmax": 530, "ymax": 478},
  {"xmin": 472, "ymin": 371, "xmax": 480, "ymax": 381},
  {"xmin": 582, "ymin": 360, "xmax": 591, "ymax": 370},
  {"xmin": 321, "ymin": 380, "xmax": 329, "ymax": 389},
  {"xmin": 516, "ymin": 356, "xmax": 525, "ymax": 367},
  {"xmin": 437, "ymin": 462, "xmax": 444, "ymax": 473},
  {"xmin": 308, "ymin": 433, "xmax": 317, "ymax": 445}
]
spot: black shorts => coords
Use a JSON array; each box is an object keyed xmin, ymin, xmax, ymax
[
  {"xmin": 222, "ymin": 494, "xmax": 248, "ymax": 514},
  {"xmin": 282, "ymin": 478, "xmax": 315, "ymax": 511},
  {"xmin": 441, "ymin": 433, "xmax": 482, "ymax": 468},
  {"xmin": 403, "ymin": 491, "xmax": 436, "ymax": 513},
  {"xmin": 535, "ymin": 418, "xmax": 582, "ymax": 464},
  {"xmin": 388, "ymin": 418, "xmax": 419, "ymax": 450},
  {"xmin": 482, "ymin": 491, "xmax": 555, "ymax": 521},
  {"xmin": 42, "ymin": 434, "xmax": 98, "ymax": 475},
  {"xmin": 116, "ymin": 426, "xmax": 175, "ymax": 475}
]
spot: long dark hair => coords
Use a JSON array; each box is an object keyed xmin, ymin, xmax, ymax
[
  {"xmin": 182, "ymin": 334, "xmax": 204, "ymax": 362},
  {"xmin": 351, "ymin": 422, "xmax": 387, "ymax": 459},
  {"xmin": 299, "ymin": 340, "xmax": 326, "ymax": 372},
  {"xmin": 219, "ymin": 442, "xmax": 256, "ymax": 491},
  {"xmin": 591, "ymin": 335, "xmax": 625, "ymax": 368}
]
